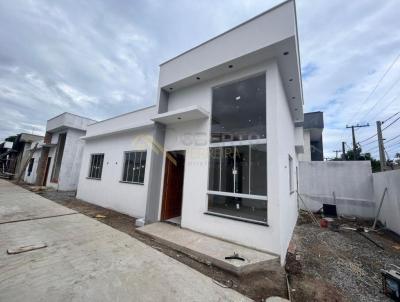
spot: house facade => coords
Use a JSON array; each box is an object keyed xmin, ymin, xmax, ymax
[
  {"xmin": 76, "ymin": 0, "xmax": 303, "ymax": 262},
  {"xmin": 27, "ymin": 113, "xmax": 96, "ymax": 190}
]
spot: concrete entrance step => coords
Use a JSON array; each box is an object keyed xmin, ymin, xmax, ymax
[{"xmin": 137, "ymin": 222, "xmax": 279, "ymax": 275}]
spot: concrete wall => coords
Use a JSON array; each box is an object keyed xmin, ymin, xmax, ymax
[
  {"xmin": 272, "ymin": 63, "xmax": 299, "ymax": 263},
  {"xmin": 23, "ymin": 148, "xmax": 42, "ymax": 184},
  {"xmin": 57, "ymin": 128, "xmax": 86, "ymax": 191},
  {"xmin": 47, "ymin": 113, "xmax": 95, "ymax": 133},
  {"xmin": 373, "ymin": 170, "xmax": 400, "ymax": 235},
  {"xmin": 85, "ymin": 106, "xmax": 156, "ymax": 138},
  {"xmin": 299, "ymin": 161, "xmax": 375, "ymax": 218},
  {"xmin": 298, "ymin": 130, "xmax": 311, "ymax": 161},
  {"xmin": 76, "ymin": 128, "xmax": 154, "ymax": 218}
]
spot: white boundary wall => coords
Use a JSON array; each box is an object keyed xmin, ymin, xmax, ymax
[
  {"xmin": 299, "ymin": 161, "xmax": 375, "ymax": 218},
  {"xmin": 373, "ymin": 170, "xmax": 400, "ymax": 235}
]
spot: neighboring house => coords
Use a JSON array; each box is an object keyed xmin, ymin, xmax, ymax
[
  {"xmin": 77, "ymin": 0, "xmax": 303, "ymax": 262},
  {"xmin": 299, "ymin": 111, "xmax": 324, "ymax": 161},
  {"xmin": 23, "ymin": 140, "xmax": 44, "ymax": 184},
  {"xmin": 0, "ymin": 133, "xmax": 43, "ymax": 179},
  {"xmin": 31, "ymin": 113, "xmax": 96, "ymax": 190}
]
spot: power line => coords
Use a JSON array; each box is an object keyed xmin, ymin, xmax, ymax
[
  {"xmin": 358, "ymin": 75, "xmax": 400, "ymax": 123},
  {"xmin": 352, "ymin": 52, "xmax": 400, "ymax": 123},
  {"xmin": 385, "ymin": 133, "xmax": 400, "ymax": 144},
  {"xmin": 383, "ymin": 111, "xmax": 400, "ymax": 123},
  {"xmin": 359, "ymin": 132, "xmax": 377, "ymax": 144},
  {"xmin": 368, "ymin": 95, "xmax": 400, "ymax": 123},
  {"xmin": 360, "ymin": 139, "xmax": 378, "ymax": 147},
  {"xmin": 382, "ymin": 116, "xmax": 400, "ymax": 131},
  {"xmin": 386, "ymin": 139, "xmax": 400, "ymax": 149}
]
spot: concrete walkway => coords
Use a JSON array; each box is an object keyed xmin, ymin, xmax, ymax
[
  {"xmin": 138, "ymin": 222, "xmax": 279, "ymax": 275},
  {"xmin": 0, "ymin": 180, "xmax": 251, "ymax": 302}
]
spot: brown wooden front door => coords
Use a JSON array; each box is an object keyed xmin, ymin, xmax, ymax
[{"xmin": 161, "ymin": 151, "xmax": 185, "ymax": 220}]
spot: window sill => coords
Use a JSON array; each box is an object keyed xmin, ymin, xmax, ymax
[
  {"xmin": 86, "ymin": 177, "xmax": 101, "ymax": 180},
  {"xmin": 204, "ymin": 211, "xmax": 269, "ymax": 226},
  {"xmin": 119, "ymin": 181, "xmax": 144, "ymax": 185}
]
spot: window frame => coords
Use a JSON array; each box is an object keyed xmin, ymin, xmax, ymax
[
  {"xmin": 210, "ymin": 73, "xmax": 267, "ymax": 144},
  {"xmin": 120, "ymin": 150, "xmax": 147, "ymax": 185},
  {"xmin": 206, "ymin": 72, "xmax": 268, "ymax": 224},
  {"xmin": 87, "ymin": 153, "xmax": 104, "ymax": 180}
]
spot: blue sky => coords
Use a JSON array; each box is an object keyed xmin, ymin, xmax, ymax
[{"xmin": 1, "ymin": 0, "xmax": 399, "ymax": 159}]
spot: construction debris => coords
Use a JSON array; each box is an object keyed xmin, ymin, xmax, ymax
[{"xmin": 7, "ymin": 243, "xmax": 47, "ymax": 254}]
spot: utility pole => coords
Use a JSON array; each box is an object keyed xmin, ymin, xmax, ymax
[
  {"xmin": 346, "ymin": 124, "xmax": 369, "ymax": 160},
  {"xmin": 342, "ymin": 142, "xmax": 346, "ymax": 160},
  {"xmin": 377, "ymin": 121, "xmax": 386, "ymax": 171},
  {"xmin": 332, "ymin": 150, "xmax": 341, "ymax": 159}
]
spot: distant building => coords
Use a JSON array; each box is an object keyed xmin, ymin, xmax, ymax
[
  {"xmin": 299, "ymin": 111, "xmax": 324, "ymax": 161},
  {"xmin": 0, "ymin": 133, "xmax": 43, "ymax": 178},
  {"xmin": 24, "ymin": 113, "xmax": 96, "ymax": 190}
]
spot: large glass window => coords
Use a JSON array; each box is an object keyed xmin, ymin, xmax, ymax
[
  {"xmin": 88, "ymin": 153, "xmax": 104, "ymax": 179},
  {"xmin": 208, "ymin": 73, "xmax": 267, "ymax": 223},
  {"xmin": 211, "ymin": 74, "xmax": 266, "ymax": 143},
  {"xmin": 122, "ymin": 151, "xmax": 147, "ymax": 184},
  {"xmin": 209, "ymin": 145, "xmax": 266, "ymax": 195}
]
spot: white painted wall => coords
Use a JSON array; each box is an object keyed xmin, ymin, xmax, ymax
[
  {"xmin": 158, "ymin": 60, "xmax": 298, "ymax": 260},
  {"xmin": 57, "ymin": 128, "xmax": 86, "ymax": 191},
  {"xmin": 76, "ymin": 128, "xmax": 154, "ymax": 218},
  {"xmin": 23, "ymin": 148, "xmax": 41, "ymax": 184},
  {"xmin": 373, "ymin": 170, "xmax": 400, "ymax": 235},
  {"xmin": 47, "ymin": 113, "xmax": 95, "ymax": 132},
  {"xmin": 86, "ymin": 106, "xmax": 156, "ymax": 138},
  {"xmin": 272, "ymin": 62, "xmax": 299, "ymax": 263},
  {"xmin": 46, "ymin": 146, "xmax": 57, "ymax": 189},
  {"xmin": 299, "ymin": 130, "xmax": 311, "ymax": 161},
  {"xmin": 299, "ymin": 161, "xmax": 375, "ymax": 218}
]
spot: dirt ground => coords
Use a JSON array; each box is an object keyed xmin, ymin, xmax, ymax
[
  {"xmin": 286, "ymin": 211, "xmax": 400, "ymax": 302},
  {"xmin": 19, "ymin": 184, "xmax": 287, "ymax": 302}
]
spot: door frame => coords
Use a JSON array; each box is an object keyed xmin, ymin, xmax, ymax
[
  {"xmin": 160, "ymin": 150, "xmax": 186, "ymax": 221},
  {"xmin": 42, "ymin": 157, "xmax": 52, "ymax": 186}
]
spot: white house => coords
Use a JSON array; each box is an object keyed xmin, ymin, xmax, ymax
[
  {"xmin": 26, "ymin": 113, "xmax": 96, "ymax": 190},
  {"xmin": 76, "ymin": 0, "xmax": 304, "ymax": 262}
]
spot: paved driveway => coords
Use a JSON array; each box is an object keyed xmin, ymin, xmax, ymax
[{"xmin": 0, "ymin": 180, "xmax": 250, "ymax": 302}]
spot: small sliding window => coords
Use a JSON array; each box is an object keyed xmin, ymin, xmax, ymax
[
  {"xmin": 121, "ymin": 151, "xmax": 147, "ymax": 185},
  {"xmin": 88, "ymin": 153, "xmax": 104, "ymax": 180}
]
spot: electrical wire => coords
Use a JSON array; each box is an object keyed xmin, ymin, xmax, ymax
[
  {"xmin": 383, "ymin": 111, "xmax": 400, "ymax": 123},
  {"xmin": 358, "ymin": 75, "xmax": 400, "ymax": 123},
  {"xmin": 359, "ymin": 133, "xmax": 377, "ymax": 144},
  {"xmin": 382, "ymin": 116, "xmax": 400, "ymax": 131},
  {"xmin": 385, "ymin": 134, "xmax": 400, "ymax": 144},
  {"xmin": 351, "ymin": 52, "xmax": 400, "ymax": 123}
]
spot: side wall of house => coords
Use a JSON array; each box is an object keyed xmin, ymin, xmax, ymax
[
  {"xmin": 76, "ymin": 128, "xmax": 153, "ymax": 218},
  {"xmin": 57, "ymin": 128, "xmax": 86, "ymax": 191},
  {"xmin": 269, "ymin": 62, "xmax": 299, "ymax": 263},
  {"xmin": 23, "ymin": 149, "xmax": 41, "ymax": 184},
  {"xmin": 373, "ymin": 170, "xmax": 400, "ymax": 235},
  {"xmin": 159, "ymin": 60, "xmax": 282, "ymax": 255}
]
